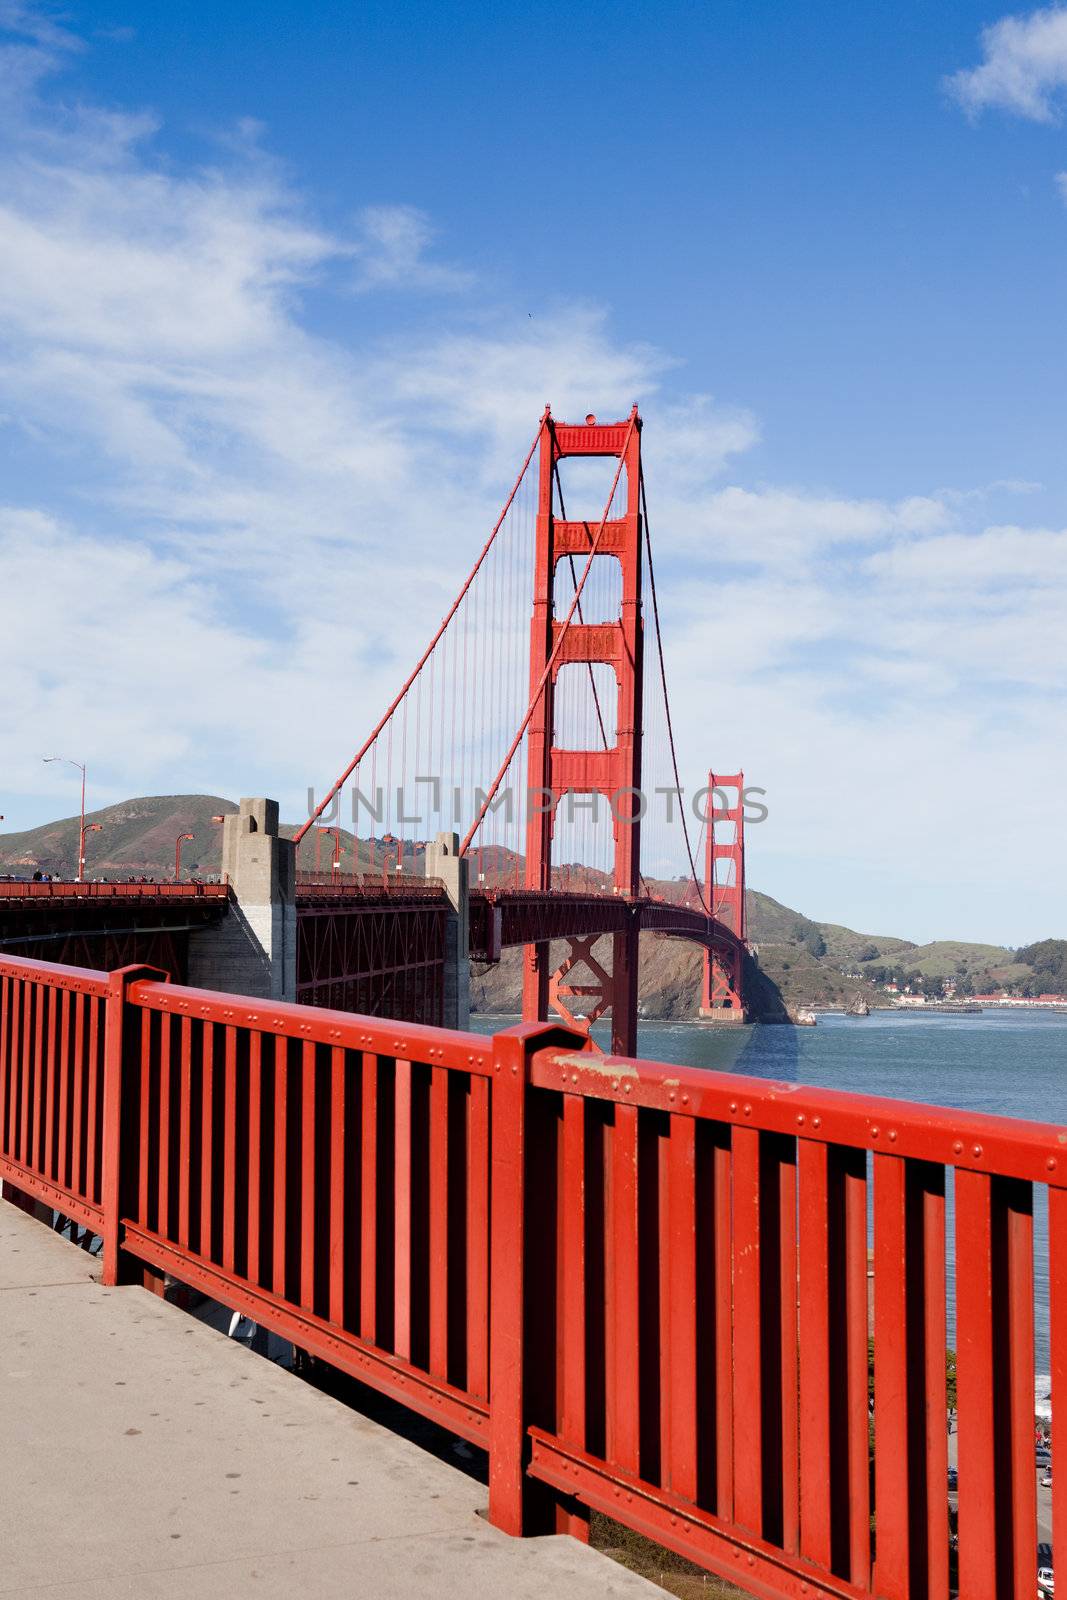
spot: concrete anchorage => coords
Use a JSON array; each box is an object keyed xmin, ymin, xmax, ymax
[
  {"xmin": 423, "ymin": 831, "xmax": 471, "ymax": 1030},
  {"xmin": 188, "ymin": 798, "xmax": 296, "ymax": 1002}
]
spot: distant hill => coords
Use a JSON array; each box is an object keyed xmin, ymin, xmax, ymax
[
  {"xmin": 0, "ymin": 794, "xmax": 239, "ymax": 880},
  {"xmin": 2, "ymin": 794, "xmax": 1059, "ymax": 1016}
]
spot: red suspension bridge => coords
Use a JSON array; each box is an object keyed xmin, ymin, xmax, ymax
[
  {"xmin": 293, "ymin": 405, "xmax": 747, "ymax": 1049},
  {"xmin": 0, "ymin": 407, "xmax": 749, "ymax": 1044}
]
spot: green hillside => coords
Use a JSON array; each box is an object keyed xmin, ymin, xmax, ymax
[
  {"xmin": 816, "ymin": 921, "xmax": 916, "ymax": 967},
  {"xmin": 0, "ymin": 794, "xmax": 238, "ymax": 879}
]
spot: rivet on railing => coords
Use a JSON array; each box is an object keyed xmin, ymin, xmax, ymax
[
  {"xmin": 730, "ymin": 1102, "xmax": 738, "ymax": 1113},
  {"xmin": 953, "ymin": 1140, "xmax": 963, "ymax": 1154},
  {"xmin": 888, "ymin": 1130, "xmax": 897, "ymax": 1142},
  {"xmin": 1049, "ymin": 1158, "xmax": 1058, "ymax": 1171},
  {"xmin": 812, "ymin": 1116, "xmax": 821, "ymax": 1129},
  {"xmin": 743, "ymin": 1103, "xmax": 751, "ymax": 1116},
  {"xmin": 871, "ymin": 1127, "xmax": 880, "ymax": 1138},
  {"xmin": 973, "ymin": 1144, "xmax": 983, "ymax": 1158},
  {"xmin": 681, "ymin": 1094, "xmax": 689, "ymax": 1105},
  {"xmin": 797, "ymin": 1114, "xmax": 805, "ymax": 1125}
]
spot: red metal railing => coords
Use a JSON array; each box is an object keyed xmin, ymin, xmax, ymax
[
  {"xmin": 2, "ymin": 950, "xmax": 1064, "ymax": 1600},
  {"xmin": 0, "ymin": 881, "xmax": 229, "ymax": 901},
  {"xmin": 0, "ymin": 956, "xmax": 109, "ymax": 1231}
]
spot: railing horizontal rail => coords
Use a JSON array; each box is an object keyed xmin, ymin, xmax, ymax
[
  {"xmin": 0, "ymin": 881, "xmax": 229, "ymax": 901},
  {"xmin": 531, "ymin": 1047, "xmax": 1067, "ymax": 1189}
]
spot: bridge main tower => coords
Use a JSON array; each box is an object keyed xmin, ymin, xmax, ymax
[{"xmin": 522, "ymin": 408, "xmax": 644, "ymax": 1054}]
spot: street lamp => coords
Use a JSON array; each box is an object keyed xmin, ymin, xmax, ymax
[
  {"xmin": 317, "ymin": 826, "xmax": 343, "ymax": 874},
  {"xmin": 84, "ymin": 822, "xmax": 102, "ymax": 878},
  {"xmin": 175, "ymin": 832, "xmax": 194, "ymax": 882},
  {"xmin": 43, "ymin": 757, "xmax": 87, "ymax": 882}
]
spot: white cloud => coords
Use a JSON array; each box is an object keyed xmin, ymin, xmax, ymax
[
  {"xmin": 352, "ymin": 204, "xmax": 472, "ymax": 292},
  {"xmin": 0, "ymin": 7, "xmax": 1065, "ymax": 943},
  {"xmin": 946, "ymin": 5, "xmax": 1067, "ymax": 121}
]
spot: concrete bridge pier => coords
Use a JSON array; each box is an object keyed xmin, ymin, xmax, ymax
[
  {"xmin": 424, "ymin": 831, "xmax": 470, "ymax": 1029},
  {"xmin": 188, "ymin": 798, "xmax": 296, "ymax": 1002}
]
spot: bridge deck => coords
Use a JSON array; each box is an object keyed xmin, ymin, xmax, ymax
[{"xmin": 0, "ymin": 1204, "xmax": 656, "ymax": 1600}]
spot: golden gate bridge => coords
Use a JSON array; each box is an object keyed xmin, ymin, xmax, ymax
[{"xmin": 1, "ymin": 407, "xmax": 748, "ymax": 1047}]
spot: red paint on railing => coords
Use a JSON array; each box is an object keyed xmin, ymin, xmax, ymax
[{"xmin": 2, "ymin": 951, "xmax": 1065, "ymax": 1600}]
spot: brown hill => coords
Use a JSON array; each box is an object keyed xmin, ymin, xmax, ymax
[{"xmin": 2, "ymin": 793, "xmax": 1049, "ymax": 1018}]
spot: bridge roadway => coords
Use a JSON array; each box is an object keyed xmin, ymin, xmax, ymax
[
  {"xmin": 0, "ymin": 879, "xmax": 739, "ymax": 1024},
  {"xmin": 0, "ymin": 1202, "xmax": 658, "ymax": 1600}
]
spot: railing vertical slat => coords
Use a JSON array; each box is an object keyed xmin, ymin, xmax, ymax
[
  {"xmin": 137, "ymin": 1008, "xmax": 151, "ymax": 1227},
  {"xmin": 247, "ymin": 1032, "xmax": 262, "ymax": 1286},
  {"xmin": 394, "ymin": 1057, "xmax": 412, "ymax": 1362},
  {"xmin": 610, "ymin": 1102, "xmax": 640, "ymax": 1474},
  {"xmin": 86, "ymin": 995, "xmax": 100, "ymax": 1207},
  {"xmin": 560, "ymin": 1091, "xmax": 587, "ymax": 1451},
  {"xmin": 873, "ymin": 1151, "xmax": 911, "ymax": 1600},
  {"xmin": 300, "ymin": 1039, "xmax": 316, "ymax": 1310},
  {"xmin": 30, "ymin": 981, "xmax": 44, "ymax": 1173},
  {"xmin": 19, "ymin": 980, "xmax": 32, "ymax": 1168},
  {"xmin": 223, "ymin": 1026, "xmax": 238, "ymax": 1276},
  {"xmin": 955, "ymin": 1166, "xmax": 998, "ymax": 1600},
  {"xmin": 272, "ymin": 1035, "xmax": 288, "ymax": 1298},
  {"xmin": 71, "ymin": 991, "xmax": 85, "ymax": 1198},
  {"xmin": 799, "ymin": 1137, "xmax": 832, "ymax": 1568},
  {"xmin": 845, "ymin": 1149, "xmax": 872, "ymax": 1590},
  {"xmin": 666, "ymin": 1112, "xmax": 697, "ymax": 1501},
  {"xmin": 429, "ymin": 1064, "xmax": 449, "ymax": 1379},
  {"xmin": 778, "ymin": 1139, "xmax": 799, "ymax": 1557},
  {"xmin": 157, "ymin": 1012, "xmax": 171, "ymax": 1241},
  {"xmin": 714, "ymin": 1132, "xmax": 734, "ymax": 1522},
  {"xmin": 732, "ymin": 1125, "xmax": 762, "ymax": 1534},
  {"xmin": 43, "ymin": 985, "xmax": 56, "ymax": 1178},
  {"xmin": 0, "ymin": 974, "xmax": 9, "ymax": 1158},
  {"xmin": 328, "ymin": 1044, "xmax": 345, "ymax": 1326},
  {"xmin": 199, "ymin": 1022, "xmax": 215, "ymax": 1261},
  {"xmin": 56, "ymin": 988, "xmax": 70, "ymax": 1187},
  {"xmin": 466, "ymin": 1073, "xmax": 489, "ymax": 1401},
  {"xmin": 178, "ymin": 1016, "xmax": 192, "ymax": 1251},
  {"xmin": 360, "ymin": 1051, "xmax": 378, "ymax": 1342},
  {"xmin": 1006, "ymin": 1181, "xmax": 1036, "ymax": 1600},
  {"xmin": 0, "ymin": 975, "xmax": 12, "ymax": 1160}
]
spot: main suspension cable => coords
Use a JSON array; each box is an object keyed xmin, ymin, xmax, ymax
[{"xmin": 640, "ymin": 464, "xmax": 710, "ymax": 916}]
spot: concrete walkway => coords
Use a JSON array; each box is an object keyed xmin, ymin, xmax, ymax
[{"xmin": 0, "ymin": 1205, "xmax": 658, "ymax": 1599}]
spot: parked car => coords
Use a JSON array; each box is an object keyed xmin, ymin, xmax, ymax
[
  {"xmin": 1036, "ymin": 1449, "xmax": 1052, "ymax": 1468},
  {"xmin": 947, "ymin": 1466, "xmax": 958, "ymax": 1490},
  {"xmin": 1037, "ymin": 1565, "xmax": 1054, "ymax": 1595},
  {"xmin": 1042, "ymin": 1474, "xmax": 1053, "ymax": 1488}
]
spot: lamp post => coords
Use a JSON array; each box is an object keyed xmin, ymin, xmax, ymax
[
  {"xmin": 43, "ymin": 757, "xmax": 87, "ymax": 882},
  {"xmin": 175, "ymin": 832, "xmax": 194, "ymax": 882},
  {"xmin": 209, "ymin": 815, "xmax": 225, "ymax": 884},
  {"xmin": 83, "ymin": 822, "xmax": 102, "ymax": 879},
  {"xmin": 317, "ymin": 826, "xmax": 343, "ymax": 874}
]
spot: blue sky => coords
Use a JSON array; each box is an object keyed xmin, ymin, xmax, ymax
[{"xmin": 1, "ymin": 0, "xmax": 1066, "ymax": 944}]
